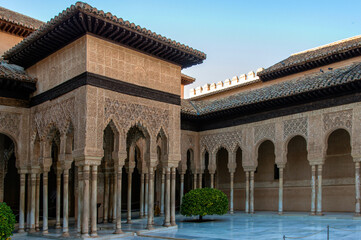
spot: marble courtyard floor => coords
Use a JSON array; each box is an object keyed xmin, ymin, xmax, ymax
[{"xmin": 12, "ymin": 212, "xmax": 361, "ymax": 240}]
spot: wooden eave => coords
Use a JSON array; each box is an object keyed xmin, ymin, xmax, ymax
[{"xmin": 0, "ymin": 19, "xmax": 34, "ymax": 37}]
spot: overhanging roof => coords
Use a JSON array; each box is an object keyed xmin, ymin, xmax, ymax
[{"xmin": 3, "ymin": 2, "xmax": 206, "ymax": 69}]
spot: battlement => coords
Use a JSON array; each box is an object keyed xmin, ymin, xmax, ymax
[{"xmin": 189, "ymin": 68, "xmax": 264, "ymax": 98}]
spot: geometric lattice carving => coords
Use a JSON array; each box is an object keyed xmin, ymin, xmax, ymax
[
  {"xmin": 283, "ymin": 117, "xmax": 308, "ymax": 139},
  {"xmin": 34, "ymin": 97, "xmax": 75, "ymax": 138},
  {"xmin": 0, "ymin": 112, "xmax": 21, "ymax": 138},
  {"xmin": 104, "ymin": 98, "xmax": 169, "ymax": 136},
  {"xmin": 254, "ymin": 123, "xmax": 275, "ymax": 144},
  {"xmin": 323, "ymin": 109, "xmax": 352, "ymax": 132},
  {"xmin": 200, "ymin": 131, "xmax": 242, "ymax": 153}
]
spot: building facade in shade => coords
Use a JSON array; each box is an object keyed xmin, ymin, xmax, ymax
[{"xmin": 0, "ymin": 1, "xmax": 361, "ymax": 238}]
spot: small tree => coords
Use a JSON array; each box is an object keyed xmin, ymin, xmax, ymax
[
  {"xmin": 180, "ymin": 188, "xmax": 228, "ymax": 221},
  {"xmin": 0, "ymin": 202, "xmax": 15, "ymax": 240}
]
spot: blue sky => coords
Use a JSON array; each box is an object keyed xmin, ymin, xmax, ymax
[{"xmin": 2, "ymin": 0, "xmax": 361, "ymax": 97}]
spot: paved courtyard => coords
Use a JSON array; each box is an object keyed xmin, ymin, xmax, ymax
[{"xmin": 12, "ymin": 212, "xmax": 361, "ymax": 240}]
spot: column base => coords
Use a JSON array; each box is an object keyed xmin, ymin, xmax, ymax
[
  {"xmin": 163, "ymin": 222, "xmax": 171, "ymax": 227},
  {"xmin": 103, "ymin": 218, "xmax": 108, "ymax": 223},
  {"xmin": 42, "ymin": 230, "xmax": 49, "ymax": 235},
  {"xmin": 90, "ymin": 232, "xmax": 98, "ymax": 237},
  {"xmin": 146, "ymin": 224, "xmax": 154, "ymax": 230},
  {"xmin": 310, "ymin": 212, "xmax": 316, "ymax": 216},
  {"xmin": 18, "ymin": 229, "xmax": 25, "ymax": 233},
  {"xmin": 171, "ymin": 222, "xmax": 177, "ymax": 226},
  {"xmin": 112, "ymin": 219, "xmax": 116, "ymax": 223},
  {"xmin": 278, "ymin": 211, "xmax": 283, "ymax": 215},
  {"xmin": 230, "ymin": 211, "xmax": 234, "ymax": 214},
  {"xmin": 354, "ymin": 213, "xmax": 361, "ymax": 217},
  {"xmin": 35, "ymin": 227, "xmax": 40, "ymax": 232},
  {"xmin": 81, "ymin": 233, "xmax": 90, "ymax": 238},
  {"xmin": 29, "ymin": 228, "xmax": 36, "ymax": 233},
  {"xmin": 62, "ymin": 232, "xmax": 70, "ymax": 237},
  {"xmin": 316, "ymin": 212, "xmax": 323, "ymax": 216},
  {"xmin": 113, "ymin": 229, "xmax": 124, "ymax": 234},
  {"xmin": 126, "ymin": 220, "xmax": 132, "ymax": 224},
  {"xmin": 55, "ymin": 223, "xmax": 61, "ymax": 229}
]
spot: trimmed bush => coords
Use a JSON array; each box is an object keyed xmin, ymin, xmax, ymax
[
  {"xmin": 180, "ymin": 188, "xmax": 228, "ymax": 220},
  {"xmin": 0, "ymin": 202, "xmax": 15, "ymax": 240}
]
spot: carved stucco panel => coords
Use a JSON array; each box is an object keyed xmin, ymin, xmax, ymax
[
  {"xmin": 104, "ymin": 98, "xmax": 169, "ymax": 137},
  {"xmin": 254, "ymin": 123, "xmax": 275, "ymax": 144},
  {"xmin": 0, "ymin": 112, "xmax": 21, "ymax": 139},
  {"xmin": 323, "ymin": 109, "xmax": 352, "ymax": 132},
  {"xmin": 200, "ymin": 131, "xmax": 242, "ymax": 154},
  {"xmin": 283, "ymin": 117, "xmax": 308, "ymax": 140}
]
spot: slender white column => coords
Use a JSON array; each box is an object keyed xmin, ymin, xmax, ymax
[
  {"xmin": 163, "ymin": 168, "xmax": 171, "ymax": 227},
  {"xmin": 91, "ymin": 166, "xmax": 98, "ymax": 237},
  {"xmin": 108, "ymin": 173, "xmax": 113, "ymax": 221},
  {"xmin": 29, "ymin": 173, "xmax": 36, "ymax": 233},
  {"xmin": 193, "ymin": 173, "xmax": 197, "ymax": 189},
  {"xmin": 35, "ymin": 174, "xmax": 40, "ymax": 231},
  {"xmin": 114, "ymin": 166, "xmax": 123, "ymax": 234},
  {"xmin": 42, "ymin": 172, "xmax": 49, "ymax": 234},
  {"xmin": 112, "ymin": 173, "xmax": 117, "ymax": 223},
  {"xmin": 77, "ymin": 167, "xmax": 82, "ymax": 234},
  {"xmin": 230, "ymin": 172, "xmax": 234, "ymax": 214},
  {"xmin": 140, "ymin": 173, "xmax": 145, "ymax": 218},
  {"xmin": 210, "ymin": 173, "xmax": 214, "ymax": 188},
  {"xmin": 103, "ymin": 171, "xmax": 109, "ymax": 223},
  {"xmin": 311, "ymin": 165, "xmax": 316, "ymax": 215},
  {"xmin": 278, "ymin": 167, "xmax": 284, "ymax": 215},
  {"xmin": 161, "ymin": 170, "xmax": 165, "ymax": 215},
  {"xmin": 316, "ymin": 165, "xmax": 323, "ymax": 215},
  {"xmin": 245, "ymin": 171, "xmax": 249, "ymax": 213},
  {"xmin": 180, "ymin": 174, "xmax": 184, "ymax": 203},
  {"xmin": 55, "ymin": 170, "xmax": 61, "ymax": 229},
  {"xmin": 145, "ymin": 173, "xmax": 149, "ymax": 217},
  {"xmin": 171, "ymin": 167, "xmax": 177, "ymax": 226},
  {"xmin": 127, "ymin": 168, "xmax": 133, "ymax": 223},
  {"xmin": 147, "ymin": 167, "xmax": 154, "ymax": 230},
  {"xmin": 18, "ymin": 173, "xmax": 26, "ymax": 233},
  {"xmin": 198, "ymin": 173, "xmax": 202, "ymax": 188},
  {"xmin": 62, "ymin": 168, "xmax": 70, "ymax": 237},
  {"xmin": 26, "ymin": 175, "xmax": 30, "ymax": 230},
  {"xmin": 250, "ymin": 171, "xmax": 254, "ymax": 214},
  {"xmin": 82, "ymin": 165, "xmax": 90, "ymax": 237},
  {"xmin": 355, "ymin": 162, "xmax": 361, "ymax": 216}
]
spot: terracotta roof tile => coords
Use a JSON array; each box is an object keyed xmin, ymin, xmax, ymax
[
  {"xmin": 0, "ymin": 6, "xmax": 44, "ymax": 30},
  {"xmin": 0, "ymin": 61, "xmax": 36, "ymax": 82},
  {"xmin": 183, "ymin": 62, "xmax": 361, "ymax": 115}
]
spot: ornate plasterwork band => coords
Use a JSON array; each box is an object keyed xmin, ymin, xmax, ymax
[
  {"xmin": 254, "ymin": 123, "xmax": 275, "ymax": 144},
  {"xmin": 283, "ymin": 117, "xmax": 308, "ymax": 140},
  {"xmin": 0, "ymin": 112, "xmax": 21, "ymax": 139},
  {"xmin": 200, "ymin": 131, "xmax": 242, "ymax": 154},
  {"xmin": 104, "ymin": 98, "xmax": 169, "ymax": 136},
  {"xmin": 323, "ymin": 109, "xmax": 352, "ymax": 132}
]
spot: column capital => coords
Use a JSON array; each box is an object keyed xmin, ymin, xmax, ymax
[{"xmin": 276, "ymin": 163, "xmax": 286, "ymax": 169}]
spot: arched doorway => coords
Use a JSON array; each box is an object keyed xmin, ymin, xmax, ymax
[
  {"xmin": 1, "ymin": 133, "xmax": 19, "ymax": 219},
  {"xmin": 203, "ymin": 151, "xmax": 211, "ymax": 188},
  {"xmin": 184, "ymin": 149, "xmax": 193, "ymax": 194},
  {"xmin": 254, "ymin": 140, "xmax": 277, "ymax": 211},
  {"xmin": 323, "ymin": 129, "xmax": 354, "ymax": 212},
  {"xmin": 216, "ymin": 147, "xmax": 229, "ymax": 196},
  {"xmin": 284, "ymin": 136, "xmax": 310, "ymax": 211}
]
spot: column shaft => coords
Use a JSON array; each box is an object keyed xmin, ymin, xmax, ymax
[
  {"xmin": 55, "ymin": 171, "xmax": 61, "ymax": 229},
  {"xmin": 198, "ymin": 173, "xmax": 202, "ymax": 188},
  {"xmin": 147, "ymin": 168, "xmax": 154, "ymax": 230},
  {"xmin": 245, "ymin": 171, "xmax": 249, "ymax": 213},
  {"xmin": 18, "ymin": 173, "xmax": 26, "ymax": 233},
  {"xmin": 278, "ymin": 168, "xmax": 284, "ymax": 214},
  {"xmin": 42, "ymin": 172, "xmax": 48, "ymax": 234},
  {"xmin": 127, "ymin": 168, "xmax": 133, "ymax": 223},
  {"xmin": 77, "ymin": 167, "xmax": 82, "ymax": 233},
  {"xmin": 210, "ymin": 173, "xmax": 214, "ymax": 188},
  {"xmin": 82, "ymin": 165, "xmax": 90, "ymax": 237},
  {"xmin": 35, "ymin": 174, "xmax": 40, "ymax": 231},
  {"xmin": 30, "ymin": 173, "xmax": 36, "ymax": 232},
  {"xmin": 250, "ymin": 171, "xmax": 254, "ymax": 214},
  {"xmin": 90, "ymin": 166, "xmax": 98, "ymax": 236},
  {"xmin": 161, "ymin": 171, "xmax": 165, "ymax": 215},
  {"xmin": 140, "ymin": 173, "xmax": 145, "ymax": 218},
  {"xmin": 103, "ymin": 172, "xmax": 109, "ymax": 222},
  {"xmin": 163, "ymin": 168, "xmax": 171, "ymax": 227},
  {"xmin": 193, "ymin": 173, "xmax": 197, "ymax": 189},
  {"xmin": 230, "ymin": 172, "xmax": 234, "ymax": 214},
  {"xmin": 114, "ymin": 166, "xmax": 123, "ymax": 234},
  {"xmin": 171, "ymin": 167, "xmax": 177, "ymax": 226},
  {"xmin": 62, "ymin": 168, "xmax": 70, "ymax": 237},
  {"xmin": 112, "ymin": 173, "xmax": 117, "ymax": 223},
  {"xmin": 145, "ymin": 173, "xmax": 149, "ymax": 217},
  {"xmin": 316, "ymin": 165, "xmax": 323, "ymax": 215},
  {"xmin": 355, "ymin": 162, "xmax": 361, "ymax": 215},
  {"xmin": 311, "ymin": 165, "xmax": 316, "ymax": 215},
  {"xmin": 180, "ymin": 174, "xmax": 184, "ymax": 203}
]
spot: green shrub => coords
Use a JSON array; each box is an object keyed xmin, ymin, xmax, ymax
[
  {"xmin": 0, "ymin": 202, "xmax": 15, "ymax": 240},
  {"xmin": 180, "ymin": 188, "xmax": 228, "ymax": 220}
]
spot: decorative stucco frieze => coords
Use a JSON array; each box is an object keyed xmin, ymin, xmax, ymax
[
  {"xmin": 283, "ymin": 117, "xmax": 308, "ymax": 140},
  {"xmin": 0, "ymin": 112, "xmax": 21, "ymax": 139},
  {"xmin": 104, "ymin": 98, "xmax": 169, "ymax": 136},
  {"xmin": 200, "ymin": 131, "xmax": 242, "ymax": 154},
  {"xmin": 254, "ymin": 123, "xmax": 275, "ymax": 144},
  {"xmin": 323, "ymin": 109, "xmax": 352, "ymax": 132}
]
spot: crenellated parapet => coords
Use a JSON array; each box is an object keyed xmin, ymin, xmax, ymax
[{"xmin": 188, "ymin": 68, "xmax": 264, "ymax": 98}]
